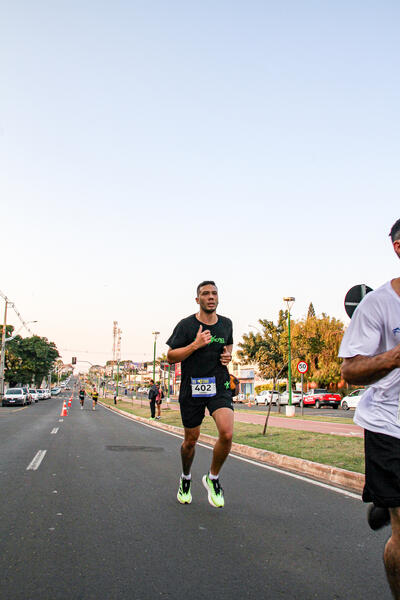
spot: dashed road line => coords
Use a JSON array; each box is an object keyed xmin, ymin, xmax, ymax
[
  {"xmin": 51, "ymin": 428, "xmax": 59, "ymax": 434},
  {"xmin": 27, "ymin": 450, "xmax": 47, "ymax": 471}
]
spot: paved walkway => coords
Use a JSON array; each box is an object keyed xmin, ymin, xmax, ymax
[{"xmin": 234, "ymin": 412, "xmax": 363, "ymax": 437}]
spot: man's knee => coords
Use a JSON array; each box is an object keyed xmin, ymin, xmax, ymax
[
  {"xmin": 183, "ymin": 429, "xmax": 200, "ymax": 450},
  {"xmin": 219, "ymin": 429, "xmax": 233, "ymax": 445}
]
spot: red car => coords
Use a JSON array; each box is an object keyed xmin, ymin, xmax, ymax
[{"xmin": 303, "ymin": 388, "xmax": 341, "ymax": 409}]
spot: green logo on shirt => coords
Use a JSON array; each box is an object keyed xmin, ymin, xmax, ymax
[{"xmin": 209, "ymin": 336, "xmax": 225, "ymax": 344}]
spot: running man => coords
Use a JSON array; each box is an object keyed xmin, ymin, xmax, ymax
[
  {"xmin": 340, "ymin": 218, "xmax": 400, "ymax": 599},
  {"xmin": 91, "ymin": 388, "xmax": 99, "ymax": 411},
  {"xmin": 79, "ymin": 388, "xmax": 85, "ymax": 409},
  {"xmin": 167, "ymin": 281, "xmax": 233, "ymax": 508}
]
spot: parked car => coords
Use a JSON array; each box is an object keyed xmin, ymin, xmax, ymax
[
  {"xmin": 254, "ymin": 390, "xmax": 280, "ymax": 406},
  {"xmin": 237, "ymin": 393, "xmax": 255, "ymax": 403},
  {"xmin": 29, "ymin": 389, "xmax": 40, "ymax": 402},
  {"xmin": 277, "ymin": 390, "xmax": 302, "ymax": 407},
  {"xmin": 51, "ymin": 387, "xmax": 61, "ymax": 396},
  {"xmin": 2, "ymin": 388, "xmax": 29, "ymax": 407},
  {"xmin": 341, "ymin": 388, "xmax": 365, "ymax": 411},
  {"xmin": 303, "ymin": 388, "xmax": 341, "ymax": 409},
  {"xmin": 36, "ymin": 389, "xmax": 47, "ymax": 400}
]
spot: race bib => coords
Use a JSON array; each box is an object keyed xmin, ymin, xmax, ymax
[{"xmin": 191, "ymin": 377, "xmax": 216, "ymax": 398}]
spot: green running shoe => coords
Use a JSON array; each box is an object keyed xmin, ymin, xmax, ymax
[
  {"xmin": 177, "ymin": 477, "xmax": 192, "ymax": 504},
  {"xmin": 202, "ymin": 474, "xmax": 224, "ymax": 508}
]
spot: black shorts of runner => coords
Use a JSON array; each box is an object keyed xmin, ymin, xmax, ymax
[
  {"xmin": 363, "ymin": 429, "xmax": 400, "ymax": 508},
  {"xmin": 180, "ymin": 395, "xmax": 234, "ymax": 429}
]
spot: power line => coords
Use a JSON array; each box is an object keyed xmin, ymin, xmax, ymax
[{"xmin": 0, "ymin": 289, "xmax": 35, "ymax": 335}]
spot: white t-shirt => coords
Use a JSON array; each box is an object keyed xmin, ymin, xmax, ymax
[{"xmin": 339, "ymin": 280, "xmax": 400, "ymax": 438}]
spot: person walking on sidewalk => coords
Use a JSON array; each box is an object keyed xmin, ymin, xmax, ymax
[
  {"xmin": 148, "ymin": 380, "xmax": 158, "ymax": 419},
  {"xmin": 91, "ymin": 388, "xmax": 99, "ymax": 411},
  {"xmin": 167, "ymin": 280, "xmax": 233, "ymax": 508},
  {"xmin": 155, "ymin": 385, "xmax": 164, "ymax": 420},
  {"xmin": 340, "ymin": 218, "xmax": 400, "ymax": 600}
]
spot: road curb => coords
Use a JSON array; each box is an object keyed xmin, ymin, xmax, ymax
[{"xmin": 101, "ymin": 402, "xmax": 364, "ymax": 495}]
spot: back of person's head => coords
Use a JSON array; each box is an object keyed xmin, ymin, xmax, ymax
[{"xmin": 389, "ymin": 219, "xmax": 400, "ymax": 243}]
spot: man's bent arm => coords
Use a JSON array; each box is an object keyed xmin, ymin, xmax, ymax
[
  {"xmin": 341, "ymin": 346, "xmax": 400, "ymax": 385},
  {"xmin": 167, "ymin": 343, "xmax": 199, "ymax": 364}
]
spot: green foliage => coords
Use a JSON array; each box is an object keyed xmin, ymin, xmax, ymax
[
  {"xmin": 238, "ymin": 309, "xmax": 345, "ymax": 389},
  {"xmin": 237, "ymin": 311, "xmax": 288, "ymax": 388},
  {"xmin": 292, "ymin": 313, "xmax": 345, "ymax": 387},
  {"xmin": 5, "ymin": 335, "xmax": 60, "ymax": 387}
]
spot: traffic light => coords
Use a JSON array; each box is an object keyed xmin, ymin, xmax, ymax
[{"xmin": 72, "ymin": 357, "xmax": 77, "ymax": 365}]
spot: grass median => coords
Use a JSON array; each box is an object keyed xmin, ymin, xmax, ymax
[{"xmin": 101, "ymin": 397, "xmax": 364, "ymax": 474}]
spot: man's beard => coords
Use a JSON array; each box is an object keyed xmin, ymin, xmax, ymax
[{"xmin": 200, "ymin": 302, "xmax": 217, "ymax": 314}]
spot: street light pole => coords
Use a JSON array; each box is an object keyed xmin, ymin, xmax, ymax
[
  {"xmin": 152, "ymin": 331, "xmax": 160, "ymax": 381},
  {"xmin": 283, "ymin": 297, "xmax": 295, "ymax": 412}
]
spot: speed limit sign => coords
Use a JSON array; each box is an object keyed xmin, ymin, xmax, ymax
[{"xmin": 297, "ymin": 361, "xmax": 309, "ymax": 374}]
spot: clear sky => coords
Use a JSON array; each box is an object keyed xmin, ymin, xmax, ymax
[{"xmin": 1, "ymin": 1, "xmax": 399, "ymax": 370}]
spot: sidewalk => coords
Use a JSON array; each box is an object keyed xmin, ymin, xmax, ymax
[{"xmin": 235, "ymin": 412, "xmax": 363, "ymax": 437}]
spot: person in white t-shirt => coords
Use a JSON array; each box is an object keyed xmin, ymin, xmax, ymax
[{"xmin": 339, "ymin": 218, "xmax": 400, "ymax": 600}]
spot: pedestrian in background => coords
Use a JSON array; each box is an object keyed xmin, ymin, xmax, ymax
[
  {"xmin": 92, "ymin": 388, "xmax": 99, "ymax": 411},
  {"xmin": 148, "ymin": 379, "xmax": 158, "ymax": 419},
  {"xmin": 155, "ymin": 384, "xmax": 164, "ymax": 420}
]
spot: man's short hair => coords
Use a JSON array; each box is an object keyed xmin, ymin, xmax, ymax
[
  {"xmin": 389, "ymin": 219, "xmax": 400, "ymax": 242},
  {"xmin": 197, "ymin": 280, "xmax": 217, "ymax": 296}
]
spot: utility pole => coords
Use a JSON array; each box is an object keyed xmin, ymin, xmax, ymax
[
  {"xmin": 116, "ymin": 327, "xmax": 122, "ymax": 397},
  {"xmin": 112, "ymin": 321, "xmax": 118, "ymax": 378},
  {"xmin": 0, "ymin": 300, "xmax": 8, "ymax": 399},
  {"xmin": 152, "ymin": 331, "xmax": 160, "ymax": 381}
]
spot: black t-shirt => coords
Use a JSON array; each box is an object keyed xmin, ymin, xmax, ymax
[{"xmin": 166, "ymin": 314, "xmax": 233, "ymax": 403}]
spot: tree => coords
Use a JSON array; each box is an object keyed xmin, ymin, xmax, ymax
[
  {"xmin": 292, "ymin": 314, "xmax": 344, "ymax": 387},
  {"xmin": 307, "ymin": 302, "xmax": 316, "ymax": 318},
  {"xmin": 5, "ymin": 335, "xmax": 60, "ymax": 387},
  {"xmin": 237, "ymin": 311, "xmax": 288, "ymax": 390}
]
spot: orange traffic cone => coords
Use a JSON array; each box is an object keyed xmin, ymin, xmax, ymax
[
  {"xmin": 61, "ymin": 401, "xmax": 68, "ymax": 417},
  {"xmin": 68, "ymin": 396, "xmax": 72, "ymax": 408}
]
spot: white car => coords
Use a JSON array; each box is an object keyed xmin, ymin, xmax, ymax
[
  {"xmin": 29, "ymin": 389, "xmax": 40, "ymax": 402},
  {"xmin": 254, "ymin": 390, "xmax": 280, "ymax": 406},
  {"xmin": 277, "ymin": 390, "xmax": 302, "ymax": 406},
  {"xmin": 2, "ymin": 388, "xmax": 29, "ymax": 407},
  {"xmin": 341, "ymin": 389, "xmax": 365, "ymax": 411}
]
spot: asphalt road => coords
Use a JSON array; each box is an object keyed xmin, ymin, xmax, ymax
[{"xmin": 0, "ymin": 387, "xmax": 392, "ymax": 600}]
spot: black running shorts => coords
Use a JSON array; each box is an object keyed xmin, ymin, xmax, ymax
[
  {"xmin": 179, "ymin": 395, "xmax": 234, "ymax": 429},
  {"xmin": 363, "ymin": 429, "xmax": 400, "ymax": 508}
]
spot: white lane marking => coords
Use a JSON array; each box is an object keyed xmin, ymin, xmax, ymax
[
  {"xmin": 51, "ymin": 428, "xmax": 59, "ymax": 434},
  {"xmin": 27, "ymin": 450, "xmax": 47, "ymax": 471},
  {"xmin": 59, "ymin": 419, "xmax": 63, "ymax": 422},
  {"xmin": 101, "ymin": 405, "xmax": 362, "ymax": 501}
]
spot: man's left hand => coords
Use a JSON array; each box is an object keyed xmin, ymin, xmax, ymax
[{"xmin": 220, "ymin": 346, "xmax": 232, "ymax": 365}]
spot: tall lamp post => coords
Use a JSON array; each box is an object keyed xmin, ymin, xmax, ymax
[
  {"xmin": 152, "ymin": 331, "xmax": 160, "ymax": 381},
  {"xmin": 283, "ymin": 297, "xmax": 295, "ymax": 415}
]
